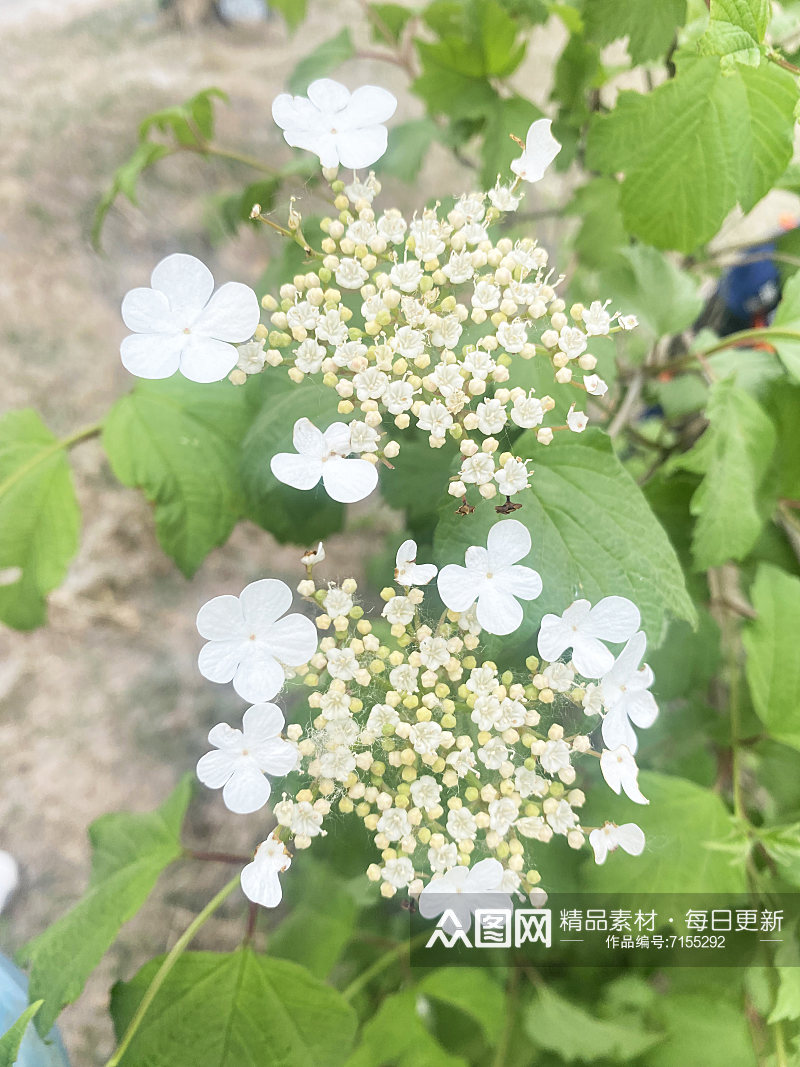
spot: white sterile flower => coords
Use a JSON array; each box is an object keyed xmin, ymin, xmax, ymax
[
  {"xmin": 557, "ymin": 326, "xmax": 587, "ymax": 360},
  {"xmin": 390, "ymin": 664, "xmax": 419, "ymax": 693},
  {"xmin": 495, "ymin": 457, "xmax": 530, "ymax": 496},
  {"xmin": 460, "ymin": 453, "xmax": 495, "ymax": 485},
  {"xmin": 294, "ymin": 338, "xmax": 326, "ymax": 373},
  {"xmin": 477, "ymin": 736, "xmax": 508, "ymax": 769},
  {"xmin": 241, "ymin": 831, "xmax": 291, "ymax": 908},
  {"xmin": 367, "ymin": 702, "xmax": 400, "ymax": 732},
  {"xmin": 583, "ymin": 300, "xmax": 611, "ymax": 335},
  {"xmin": 429, "ymin": 842, "xmax": 458, "ymax": 872},
  {"xmin": 410, "ymin": 720, "xmax": 443, "ymax": 755},
  {"xmin": 488, "ymin": 181, "xmax": 521, "ymax": 211},
  {"xmin": 442, "ymin": 251, "xmax": 474, "ymax": 284},
  {"xmin": 510, "ymin": 118, "xmax": 561, "ymax": 183},
  {"xmin": 419, "ymin": 635, "xmax": 449, "ymax": 670},
  {"xmin": 511, "ymin": 393, "xmax": 544, "ymax": 429},
  {"xmin": 348, "ymin": 420, "xmax": 381, "ymax": 454},
  {"xmin": 324, "ymin": 587, "xmax": 353, "ymax": 617},
  {"xmin": 236, "ymin": 339, "xmax": 266, "ymax": 374},
  {"xmin": 335, "ymin": 257, "xmax": 369, "ymax": 289},
  {"xmin": 272, "ymin": 78, "xmax": 396, "ymax": 169},
  {"xmin": 566, "ymin": 405, "xmax": 589, "ymax": 433},
  {"xmin": 326, "ymin": 646, "xmax": 359, "ymax": 680},
  {"xmin": 377, "ymin": 807, "xmax": 412, "ymax": 841},
  {"xmin": 476, "ymin": 398, "xmax": 508, "ymax": 435},
  {"xmin": 600, "ymin": 745, "xmax": 649, "ymax": 805},
  {"xmin": 378, "ymin": 209, "xmax": 407, "ymax": 243},
  {"xmin": 271, "ymin": 417, "xmax": 378, "ymax": 504},
  {"xmin": 541, "ymin": 661, "xmax": 574, "ymax": 693},
  {"xmin": 540, "ymin": 738, "xmax": 571, "ymax": 777},
  {"xmin": 589, "ymin": 822, "xmax": 646, "ymax": 865},
  {"xmin": 197, "ymin": 578, "xmax": 317, "ymax": 704},
  {"xmin": 546, "ymin": 799, "xmax": 577, "ymax": 835},
  {"xmin": 497, "ymin": 320, "xmax": 528, "ymax": 353},
  {"xmin": 390, "ymin": 259, "xmax": 423, "ymax": 292},
  {"xmin": 515, "ymin": 766, "xmax": 548, "ymax": 798},
  {"xmin": 584, "ymin": 374, "xmax": 608, "ymax": 397},
  {"xmin": 395, "ymin": 539, "xmax": 438, "ymax": 587},
  {"xmin": 196, "ymin": 703, "xmax": 298, "ymax": 814},
  {"xmin": 420, "ymin": 859, "xmax": 509, "ymax": 932},
  {"xmin": 120, "ymin": 253, "xmax": 260, "ymax": 383},
  {"xmin": 411, "ymin": 775, "xmax": 442, "ymax": 811},
  {"xmin": 290, "ymin": 800, "xmax": 324, "ymax": 837},
  {"xmin": 0, "ymin": 851, "xmax": 19, "ymax": 915},
  {"xmin": 382, "ymin": 857, "xmax": 415, "ymax": 888},
  {"xmin": 383, "ymin": 594, "xmax": 414, "ymax": 626},
  {"xmin": 416, "ymin": 399, "xmax": 453, "ymax": 437},
  {"xmin": 538, "ymin": 596, "xmax": 641, "ymax": 678},
  {"xmin": 446, "ymin": 807, "xmax": 478, "ymax": 842},
  {"xmin": 383, "ymin": 379, "xmax": 415, "ymax": 414},
  {"xmin": 488, "ymin": 797, "xmax": 519, "ymax": 836},
  {"xmin": 472, "ymin": 280, "xmax": 501, "ymax": 311},
  {"xmin": 437, "ymin": 518, "xmax": 542, "ymax": 636},
  {"xmin": 599, "ymin": 632, "xmax": 658, "ymax": 753}
]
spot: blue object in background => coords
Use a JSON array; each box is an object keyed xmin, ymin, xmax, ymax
[
  {"xmin": 0, "ymin": 954, "xmax": 69, "ymax": 1067},
  {"xmin": 718, "ymin": 240, "xmax": 781, "ymax": 327}
]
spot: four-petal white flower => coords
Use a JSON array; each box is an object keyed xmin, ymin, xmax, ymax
[
  {"xmin": 589, "ymin": 822, "xmax": 646, "ymax": 865},
  {"xmin": 599, "ymin": 745, "xmax": 648, "ymax": 806},
  {"xmin": 510, "ymin": 118, "xmax": 561, "ymax": 183},
  {"xmin": 395, "ymin": 539, "xmax": 437, "ymax": 587},
  {"xmin": 437, "ymin": 519, "xmax": 542, "ymax": 635},
  {"xmin": 196, "ymin": 578, "xmax": 317, "ymax": 705},
  {"xmin": 120, "ymin": 253, "xmax": 260, "ymax": 383},
  {"xmin": 272, "ymin": 78, "xmax": 397, "ymax": 169},
  {"xmin": 419, "ymin": 858, "xmax": 510, "ymax": 932},
  {"xmin": 196, "ymin": 703, "xmax": 298, "ymax": 814},
  {"xmin": 599, "ymin": 632, "xmax": 658, "ymax": 754},
  {"xmin": 537, "ymin": 596, "xmax": 641, "ymax": 678},
  {"xmin": 241, "ymin": 831, "xmax": 292, "ymax": 907},
  {"xmin": 271, "ymin": 418, "xmax": 379, "ymax": 504}
]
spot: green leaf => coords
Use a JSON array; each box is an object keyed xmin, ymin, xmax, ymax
[
  {"xmin": 344, "ymin": 989, "xmax": 468, "ymax": 1067},
  {"xmin": 103, "ymin": 376, "xmax": 255, "ymax": 577},
  {"xmin": 567, "ymin": 178, "xmax": 627, "ymax": 269},
  {"xmin": 587, "ymin": 56, "xmax": 798, "ymax": 252},
  {"xmin": 434, "ymin": 430, "xmax": 695, "ymax": 646},
  {"xmin": 240, "ymin": 377, "xmax": 346, "ymax": 544},
  {"xmin": 759, "ymin": 822, "xmax": 800, "ymax": 887},
  {"xmin": 139, "ymin": 87, "xmax": 228, "ymax": 146},
  {"xmin": 287, "ymin": 30, "xmax": 355, "ymax": 95},
  {"xmin": 0, "ymin": 410, "xmax": 81, "ymax": 630},
  {"xmin": 768, "ymin": 270, "xmax": 800, "ymax": 380},
  {"xmin": 669, "ymin": 379, "xmax": 776, "ymax": 568},
  {"xmin": 268, "ymin": 0, "xmax": 308, "ymax": 31},
  {"xmin": 743, "ymin": 564, "xmax": 800, "ymax": 751},
  {"xmin": 92, "ymin": 142, "xmax": 171, "ymax": 246},
  {"xmin": 19, "ymin": 777, "xmax": 192, "ymax": 1036},
  {"xmin": 768, "ymin": 967, "xmax": 800, "ymax": 1023},
  {"xmin": 381, "ymin": 119, "xmax": 439, "ymax": 183},
  {"xmin": 0, "ymin": 1001, "xmax": 43, "ymax": 1067},
  {"xmin": 525, "ymin": 984, "xmax": 663, "ymax": 1062},
  {"xmin": 648, "ymin": 992, "xmax": 756, "ymax": 1067},
  {"xmin": 603, "ymin": 244, "xmax": 703, "ymax": 340},
  {"xmin": 584, "ymin": 772, "xmax": 747, "ymax": 893},
  {"xmin": 699, "ymin": 0, "xmax": 771, "ymax": 66},
  {"xmin": 480, "ymin": 95, "xmax": 542, "ymax": 187},
  {"xmin": 418, "ymin": 969, "xmax": 505, "ymax": 1045},
  {"xmin": 413, "ymin": 42, "xmax": 498, "ymax": 121},
  {"xmin": 369, "ymin": 2, "xmax": 414, "ymax": 44},
  {"xmin": 111, "ymin": 948, "xmax": 357, "ymax": 1067},
  {"xmin": 583, "ymin": 0, "xmax": 687, "ymax": 65}
]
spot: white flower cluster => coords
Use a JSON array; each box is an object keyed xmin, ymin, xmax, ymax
[
  {"xmin": 193, "ymin": 520, "xmax": 657, "ymax": 911},
  {"xmin": 118, "ymin": 78, "xmax": 638, "ymax": 513}
]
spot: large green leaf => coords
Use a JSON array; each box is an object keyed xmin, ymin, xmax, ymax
[
  {"xmin": 418, "ymin": 969, "xmax": 505, "ymax": 1045},
  {"xmin": 0, "ymin": 410, "xmax": 81, "ymax": 630},
  {"xmin": 0, "ymin": 1002, "xmax": 43, "ymax": 1067},
  {"xmin": 584, "ymin": 772, "xmax": 746, "ymax": 893},
  {"xmin": 669, "ymin": 379, "xmax": 776, "ymax": 569},
  {"xmin": 602, "ymin": 244, "xmax": 703, "ymax": 341},
  {"xmin": 19, "ymin": 777, "xmax": 192, "ymax": 1035},
  {"xmin": 583, "ymin": 0, "xmax": 687, "ymax": 65},
  {"xmin": 587, "ymin": 56, "xmax": 797, "ymax": 251},
  {"xmin": 434, "ymin": 430, "xmax": 695, "ymax": 645},
  {"xmin": 103, "ymin": 376, "xmax": 255, "ymax": 576},
  {"xmin": 743, "ymin": 564, "xmax": 800, "ymax": 751},
  {"xmin": 344, "ymin": 989, "xmax": 467, "ymax": 1067},
  {"xmin": 111, "ymin": 949, "xmax": 357, "ymax": 1067},
  {"xmin": 240, "ymin": 377, "xmax": 346, "ymax": 544},
  {"xmin": 769, "ymin": 271, "xmax": 800, "ymax": 380}
]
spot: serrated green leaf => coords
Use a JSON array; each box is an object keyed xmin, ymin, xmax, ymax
[
  {"xmin": 111, "ymin": 948, "xmax": 357, "ymax": 1067},
  {"xmin": 769, "ymin": 270, "xmax": 800, "ymax": 380},
  {"xmin": 669, "ymin": 379, "xmax": 776, "ymax": 568},
  {"xmin": 413, "ymin": 41, "xmax": 498, "ymax": 121},
  {"xmin": 287, "ymin": 30, "xmax": 355, "ymax": 95},
  {"xmin": 434, "ymin": 430, "xmax": 695, "ymax": 647},
  {"xmin": 344, "ymin": 989, "xmax": 467, "ymax": 1067},
  {"xmin": 587, "ymin": 56, "xmax": 797, "ymax": 251},
  {"xmin": 584, "ymin": 772, "xmax": 747, "ymax": 893},
  {"xmin": 699, "ymin": 0, "xmax": 771, "ymax": 66},
  {"xmin": 19, "ymin": 777, "xmax": 192, "ymax": 1036},
  {"xmin": 583, "ymin": 0, "xmax": 687, "ymax": 65},
  {"xmin": 0, "ymin": 410, "xmax": 81, "ymax": 630},
  {"xmin": 418, "ymin": 969, "xmax": 505, "ymax": 1044},
  {"xmin": 526, "ymin": 984, "xmax": 664, "ymax": 1062},
  {"xmin": 743, "ymin": 564, "xmax": 800, "ymax": 750},
  {"xmin": 103, "ymin": 376, "xmax": 255, "ymax": 576},
  {"xmin": 0, "ymin": 1001, "xmax": 43, "ymax": 1067}
]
